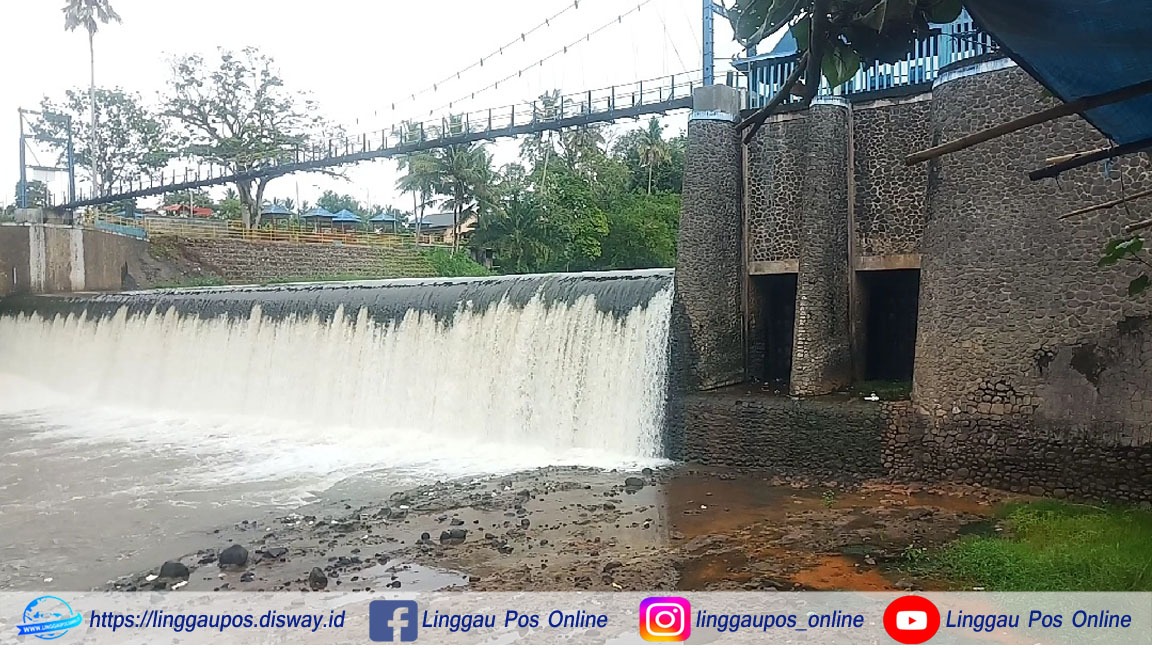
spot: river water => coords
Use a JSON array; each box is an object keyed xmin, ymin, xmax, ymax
[{"xmin": 0, "ymin": 272, "xmax": 674, "ymax": 590}]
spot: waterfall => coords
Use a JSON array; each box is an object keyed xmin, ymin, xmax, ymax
[{"xmin": 0, "ymin": 271, "xmax": 674, "ymax": 478}]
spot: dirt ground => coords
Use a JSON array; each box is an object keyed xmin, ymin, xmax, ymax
[{"xmin": 107, "ymin": 465, "xmax": 1019, "ymax": 595}]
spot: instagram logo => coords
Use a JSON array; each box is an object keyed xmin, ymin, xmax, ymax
[{"xmin": 638, "ymin": 597, "xmax": 691, "ymax": 642}]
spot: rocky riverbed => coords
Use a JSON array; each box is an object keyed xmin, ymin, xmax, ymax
[{"xmin": 105, "ymin": 466, "xmax": 1015, "ymax": 594}]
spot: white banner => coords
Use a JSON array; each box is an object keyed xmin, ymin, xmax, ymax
[{"xmin": 0, "ymin": 592, "xmax": 1148, "ymax": 644}]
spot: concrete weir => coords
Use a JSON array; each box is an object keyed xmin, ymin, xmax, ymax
[{"xmin": 0, "ymin": 270, "xmax": 675, "ymax": 462}]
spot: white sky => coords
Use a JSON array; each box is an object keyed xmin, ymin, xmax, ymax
[{"xmin": 0, "ymin": 0, "xmax": 744, "ymax": 212}]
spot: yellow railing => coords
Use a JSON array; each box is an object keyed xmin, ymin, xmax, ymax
[{"xmin": 94, "ymin": 214, "xmax": 454, "ymax": 250}]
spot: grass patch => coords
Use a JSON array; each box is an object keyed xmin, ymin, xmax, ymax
[
  {"xmin": 261, "ymin": 273, "xmax": 379, "ymax": 285},
  {"xmin": 847, "ymin": 380, "xmax": 911, "ymax": 401},
  {"xmin": 151, "ymin": 276, "xmax": 227, "ymax": 289},
  {"xmin": 423, "ymin": 248, "xmax": 491, "ymax": 277},
  {"xmin": 910, "ymin": 501, "xmax": 1152, "ymax": 590}
]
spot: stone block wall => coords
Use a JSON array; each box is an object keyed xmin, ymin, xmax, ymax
[
  {"xmin": 852, "ymin": 97, "xmax": 932, "ymax": 257},
  {"xmin": 746, "ymin": 114, "xmax": 807, "ymax": 265},
  {"xmin": 671, "ymin": 87, "xmax": 746, "ymax": 394},
  {"xmin": 905, "ymin": 60, "xmax": 1152, "ymax": 502},
  {"xmin": 791, "ymin": 100, "xmax": 854, "ymax": 396},
  {"xmin": 675, "ymin": 387, "xmax": 884, "ymax": 478},
  {"xmin": 179, "ymin": 239, "xmax": 436, "ymax": 284}
]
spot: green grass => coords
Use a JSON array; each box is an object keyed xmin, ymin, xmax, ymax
[
  {"xmin": 847, "ymin": 380, "xmax": 912, "ymax": 401},
  {"xmin": 151, "ymin": 276, "xmax": 227, "ymax": 289},
  {"xmin": 911, "ymin": 501, "xmax": 1152, "ymax": 590},
  {"xmin": 422, "ymin": 248, "xmax": 491, "ymax": 277}
]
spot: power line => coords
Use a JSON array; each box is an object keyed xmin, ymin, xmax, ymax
[
  {"xmin": 390, "ymin": 0, "xmax": 586, "ymax": 110},
  {"xmin": 426, "ymin": 0, "xmax": 656, "ymax": 116}
]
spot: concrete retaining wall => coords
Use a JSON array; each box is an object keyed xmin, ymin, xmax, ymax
[{"xmin": 0, "ymin": 224, "xmax": 143, "ymax": 296}]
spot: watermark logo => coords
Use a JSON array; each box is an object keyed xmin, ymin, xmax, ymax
[
  {"xmin": 639, "ymin": 596, "xmax": 691, "ymax": 642},
  {"xmin": 883, "ymin": 595, "xmax": 941, "ymax": 644},
  {"xmin": 369, "ymin": 600, "xmax": 418, "ymax": 643},
  {"xmin": 17, "ymin": 596, "xmax": 84, "ymax": 640}
]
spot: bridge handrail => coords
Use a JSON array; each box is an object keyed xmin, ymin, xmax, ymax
[{"xmin": 93, "ymin": 214, "xmax": 453, "ymax": 250}]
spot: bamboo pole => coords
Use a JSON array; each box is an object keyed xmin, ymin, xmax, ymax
[
  {"xmin": 1058, "ymin": 186, "xmax": 1152, "ymax": 220},
  {"xmin": 906, "ymin": 78, "xmax": 1152, "ymax": 166}
]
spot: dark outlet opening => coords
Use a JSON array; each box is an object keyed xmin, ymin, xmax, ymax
[
  {"xmin": 751, "ymin": 274, "xmax": 797, "ymax": 388},
  {"xmin": 859, "ymin": 269, "xmax": 920, "ymax": 382}
]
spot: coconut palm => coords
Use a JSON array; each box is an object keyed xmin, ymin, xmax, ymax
[
  {"xmin": 63, "ymin": 0, "xmax": 122, "ymax": 195},
  {"xmin": 636, "ymin": 117, "xmax": 672, "ymax": 195}
]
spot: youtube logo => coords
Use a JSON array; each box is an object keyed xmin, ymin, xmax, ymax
[{"xmin": 883, "ymin": 595, "xmax": 941, "ymax": 644}]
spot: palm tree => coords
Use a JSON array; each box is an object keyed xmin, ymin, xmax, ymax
[
  {"xmin": 434, "ymin": 140, "xmax": 493, "ymax": 252},
  {"xmin": 63, "ymin": 0, "xmax": 121, "ymax": 196},
  {"xmin": 636, "ymin": 117, "xmax": 671, "ymax": 195}
]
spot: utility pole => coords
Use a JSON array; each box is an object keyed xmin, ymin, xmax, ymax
[
  {"xmin": 703, "ymin": 0, "xmax": 716, "ymax": 85},
  {"xmin": 18, "ymin": 109, "xmax": 28, "ymax": 209}
]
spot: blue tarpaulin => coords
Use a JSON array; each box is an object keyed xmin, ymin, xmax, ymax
[{"xmin": 964, "ymin": 0, "xmax": 1152, "ymax": 146}]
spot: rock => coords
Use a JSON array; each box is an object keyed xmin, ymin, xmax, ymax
[
  {"xmin": 602, "ymin": 561, "xmax": 624, "ymax": 573},
  {"xmin": 519, "ymin": 518, "xmax": 531, "ymax": 528},
  {"xmin": 440, "ymin": 529, "xmax": 467, "ymax": 544},
  {"xmin": 308, "ymin": 567, "xmax": 328, "ymax": 591},
  {"xmin": 641, "ymin": 468, "xmax": 654, "ymax": 477},
  {"xmin": 262, "ymin": 547, "xmax": 288, "ymax": 559},
  {"xmin": 387, "ymin": 580, "xmax": 402, "ymax": 588},
  {"xmin": 450, "ymin": 518, "xmax": 465, "ymax": 526},
  {"xmin": 420, "ymin": 532, "xmax": 431, "ymax": 542},
  {"xmin": 624, "ymin": 477, "xmax": 645, "ymax": 490},
  {"xmin": 219, "ymin": 545, "xmax": 249, "ymax": 567},
  {"xmin": 159, "ymin": 561, "xmax": 190, "ymax": 580},
  {"xmin": 240, "ymin": 572, "xmax": 255, "ymax": 583}
]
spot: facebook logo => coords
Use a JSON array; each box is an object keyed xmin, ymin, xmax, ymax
[{"xmin": 369, "ymin": 600, "xmax": 419, "ymax": 643}]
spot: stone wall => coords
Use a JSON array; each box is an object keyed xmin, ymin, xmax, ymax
[
  {"xmin": 791, "ymin": 100, "xmax": 854, "ymax": 396},
  {"xmin": 675, "ymin": 387, "xmax": 884, "ymax": 478},
  {"xmin": 178, "ymin": 239, "xmax": 436, "ymax": 284},
  {"xmin": 904, "ymin": 60, "xmax": 1152, "ymax": 503},
  {"xmin": 671, "ymin": 87, "xmax": 746, "ymax": 394},
  {"xmin": 852, "ymin": 97, "xmax": 932, "ymax": 257},
  {"xmin": 746, "ymin": 114, "xmax": 807, "ymax": 266}
]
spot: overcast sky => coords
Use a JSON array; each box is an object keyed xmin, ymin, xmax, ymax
[{"xmin": 0, "ymin": 0, "xmax": 746, "ymax": 212}]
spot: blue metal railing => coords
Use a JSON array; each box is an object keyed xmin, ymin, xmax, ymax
[{"xmin": 735, "ymin": 16, "xmax": 997, "ymax": 108}]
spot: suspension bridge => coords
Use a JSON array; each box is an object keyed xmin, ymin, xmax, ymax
[{"xmin": 17, "ymin": 0, "xmax": 994, "ymax": 212}]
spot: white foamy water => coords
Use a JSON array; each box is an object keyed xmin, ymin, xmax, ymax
[{"xmin": 0, "ymin": 273, "xmax": 674, "ymax": 588}]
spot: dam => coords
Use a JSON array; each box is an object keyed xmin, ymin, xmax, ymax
[{"xmin": 0, "ymin": 271, "xmax": 673, "ymax": 588}]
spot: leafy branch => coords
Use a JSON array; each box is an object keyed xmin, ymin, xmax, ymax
[{"xmin": 1099, "ymin": 235, "xmax": 1150, "ymax": 296}]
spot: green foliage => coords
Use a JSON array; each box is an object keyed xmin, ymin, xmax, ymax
[
  {"xmin": 1099, "ymin": 235, "xmax": 1150, "ymax": 297},
  {"xmin": 163, "ymin": 47, "xmax": 334, "ymax": 228},
  {"xmin": 161, "ymin": 189, "xmax": 213, "ymax": 208},
  {"xmin": 63, "ymin": 0, "xmax": 121, "ymax": 36},
  {"xmin": 423, "ymin": 248, "xmax": 491, "ymax": 277},
  {"xmin": 316, "ymin": 191, "xmax": 364, "ymax": 215},
  {"xmin": 33, "ymin": 87, "xmax": 171, "ymax": 194},
  {"xmin": 912, "ymin": 501, "xmax": 1152, "ymax": 590},
  {"xmin": 599, "ymin": 193, "xmax": 680, "ymax": 270},
  {"xmin": 726, "ymin": 0, "xmax": 965, "ymax": 91},
  {"xmin": 13, "ymin": 181, "xmax": 50, "ymax": 208}
]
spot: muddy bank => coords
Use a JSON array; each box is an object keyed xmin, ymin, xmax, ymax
[{"xmin": 107, "ymin": 466, "xmax": 1016, "ymax": 594}]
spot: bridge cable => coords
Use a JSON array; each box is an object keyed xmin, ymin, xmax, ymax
[
  {"xmin": 388, "ymin": 0, "xmax": 586, "ymax": 111},
  {"xmin": 426, "ymin": 0, "xmax": 656, "ymax": 116}
]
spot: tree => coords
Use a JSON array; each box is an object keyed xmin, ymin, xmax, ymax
[
  {"xmin": 613, "ymin": 121, "xmax": 685, "ymax": 194},
  {"xmin": 163, "ymin": 47, "xmax": 334, "ymax": 228},
  {"xmin": 431, "ymin": 127, "xmax": 494, "ymax": 251},
  {"xmin": 216, "ymin": 188, "xmax": 243, "ymax": 220},
  {"xmin": 14, "ymin": 180, "xmax": 50, "ymax": 208},
  {"xmin": 33, "ymin": 87, "xmax": 171, "ymax": 196},
  {"xmin": 316, "ymin": 191, "xmax": 363, "ymax": 215},
  {"xmin": 598, "ymin": 193, "xmax": 681, "ymax": 270},
  {"xmin": 725, "ymin": 0, "xmax": 964, "ymax": 137},
  {"xmin": 63, "ymin": 0, "xmax": 122, "ymax": 193},
  {"xmin": 394, "ymin": 120, "xmax": 436, "ymax": 238},
  {"xmin": 161, "ymin": 188, "xmax": 213, "ymax": 208}
]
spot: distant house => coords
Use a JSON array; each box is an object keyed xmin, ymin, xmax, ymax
[
  {"xmin": 160, "ymin": 204, "xmax": 214, "ymax": 218},
  {"xmin": 416, "ymin": 211, "xmax": 477, "ymax": 244}
]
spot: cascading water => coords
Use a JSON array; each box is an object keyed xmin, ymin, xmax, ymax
[
  {"xmin": 0, "ymin": 270, "xmax": 674, "ymax": 481},
  {"xmin": 0, "ymin": 270, "xmax": 674, "ymax": 588}
]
